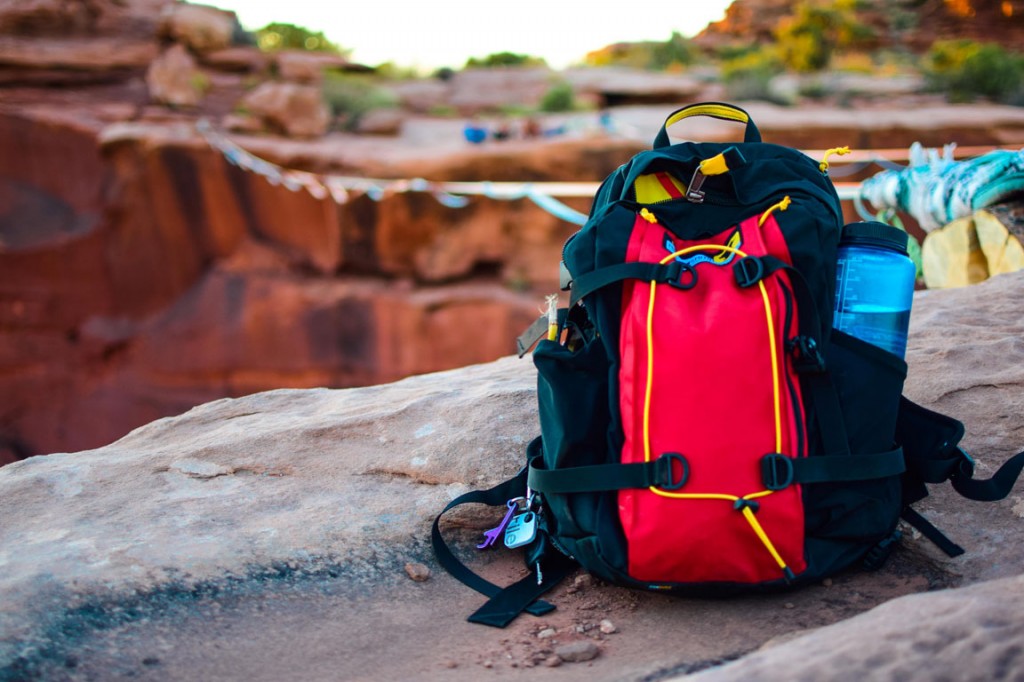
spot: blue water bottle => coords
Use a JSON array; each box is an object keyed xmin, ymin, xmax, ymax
[{"xmin": 833, "ymin": 222, "xmax": 916, "ymax": 358}]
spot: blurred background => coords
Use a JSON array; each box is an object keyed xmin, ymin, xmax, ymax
[{"xmin": 1, "ymin": 0, "xmax": 1022, "ymax": 462}]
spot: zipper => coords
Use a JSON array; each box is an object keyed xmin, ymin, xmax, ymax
[{"xmin": 778, "ymin": 279, "xmax": 806, "ymax": 459}]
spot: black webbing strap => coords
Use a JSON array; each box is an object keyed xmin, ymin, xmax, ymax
[
  {"xmin": 528, "ymin": 456, "xmax": 679, "ymax": 494},
  {"xmin": 901, "ymin": 507, "xmax": 965, "ymax": 557},
  {"xmin": 569, "ymin": 261, "xmax": 689, "ymax": 307},
  {"xmin": 769, "ymin": 447, "xmax": 905, "ymax": 486},
  {"xmin": 468, "ymin": 551, "xmax": 577, "ymax": 627},
  {"xmin": 950, "ymin": 449, "xmax": 1024, "ymax": 502},
  {"xmin": 430, "ymin": 467, "xmax": 554, "ymax": 619}
]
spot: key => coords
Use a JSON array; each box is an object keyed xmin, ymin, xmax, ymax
[
  {"xmin": 503, "ymin": 511, "xmax": 538, "ymax": 549},
  {"xmin": 477, "ymin": 499, "xmax": 520, "ymax": 549}
]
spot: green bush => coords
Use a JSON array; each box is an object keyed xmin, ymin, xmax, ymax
[
  {"xmin": 539, "ymin": 81, "xmax": 575, "ymax": 112},
  {"xmin": 648, "ymin": 32, "xmax": 696, "ymax": 70},
  {"xmin": 721, "ymin": 49, "xmax": 785, "ymax": 103},
  {"xmin": 256, "ymin": 22, "xmax": 345, "ymax": 54},
  {"xmin": 321, "ymin": 73, "xmax": 399, "ymax": 129},
  {"xmin": 465, "ymin": 52, "xmax": 547, "ymax": 68},
  {"xmin": 775, "ymin": 0, "xmax": 874, "ymax": 72},
  {"xmin": 925, "ymin": 40, "xmax": 1024, "ymax": 103}
]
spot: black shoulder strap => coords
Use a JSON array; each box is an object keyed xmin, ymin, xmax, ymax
[{"xmin": 896, "ymin": 396, "xmax": 1024, "ymax": 555}]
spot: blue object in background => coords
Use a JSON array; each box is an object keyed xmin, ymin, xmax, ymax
[
  {"xmin": 833, "ymin": 222, "xmax": 917, "ymax": 359},
  {"xmin": 464, "ymin": 123, "xmax": 487, "ymax": 144}
]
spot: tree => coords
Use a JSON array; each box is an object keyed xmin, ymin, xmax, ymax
[{"xmin": 255, "ymin": 22, "xmax": 347, "ymax": 55}]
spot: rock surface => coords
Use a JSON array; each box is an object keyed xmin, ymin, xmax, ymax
[
  {"xmin": 146, "ymin": 44, "xmax": 204, "ymax": 107},
  {"xmin": 0, "ymin": 269, "xmax": 1022, "ymax": 680}
]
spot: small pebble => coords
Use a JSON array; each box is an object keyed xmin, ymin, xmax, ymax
[
  {"xmin": 599, "ymin": 619, "xmax": 617, "ymax": 634},
  {"xmin": 482, "ymin": 660, "xmax": 493, "ymax": 669},
  {"xmin": 784, "ymin": 602, "xmax": 796, "ymax": 609},
  {"xmin": 822, "ymin": 578, "xmax": 833, "ymax": 587},
  {"xmin": 544, "ymin": 656, "xmax": 562, "ymax": 668},
  {"xmin": 537, "ymin": 627, "xmax": 557, "ymax": 639},
  {"xmin": 573, "ymin": 574, "xmax": 595, "ymax": 590},
  {"xmin": 404, "ymin": 562, "xmax": 431, "ymax": 582},
  {"xmin": 555, "ymin": 640, "xmax": 600, "ymax": 663}
]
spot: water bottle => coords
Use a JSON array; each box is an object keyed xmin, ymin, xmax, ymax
[{"xmin": 833, "ymin": 222, "xmax": 916, "ymax": 358}]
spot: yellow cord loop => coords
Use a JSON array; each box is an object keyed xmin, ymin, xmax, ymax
[
  {"xmin": 819, "ymin": 146, "xmax": 851, "ymax": 173},
  {"xmin": 640, "ymin": 207, "xmax": 659, "ymax": 224},
  {"xmin": 758, "ymin": 196, "xmax": 792, "ymax": 228}
]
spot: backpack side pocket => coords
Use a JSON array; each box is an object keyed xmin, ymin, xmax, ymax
[
  {"xmin": 804, "ymin": 330, "xmax": 907, "ymax": 575},
  {"xmin": 533, "ymin": 336, "xmax": 611, "ymax": 543}
]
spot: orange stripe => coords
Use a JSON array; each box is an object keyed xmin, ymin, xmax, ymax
[{"xmin": 655, "ymin": 172, "xmax": 684, "ymax": 199}]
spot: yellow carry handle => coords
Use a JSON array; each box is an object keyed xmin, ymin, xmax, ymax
[{"xmin": 654, "ymin": 102, "xmax": 761, "ymax": 149}]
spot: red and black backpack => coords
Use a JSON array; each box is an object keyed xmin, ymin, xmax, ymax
[{"xmin": 432, "ymin": 103, "xmax": 1024, "ymax": 627}]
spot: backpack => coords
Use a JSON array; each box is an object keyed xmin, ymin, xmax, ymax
[{"xmin": 432, "ymin": 102, "xmax": 1024, "ymax": 628}]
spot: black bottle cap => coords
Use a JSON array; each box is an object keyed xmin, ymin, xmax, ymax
[{"xmin": 840, "ymin": 222, "xmax": 909, "ymax": 254}]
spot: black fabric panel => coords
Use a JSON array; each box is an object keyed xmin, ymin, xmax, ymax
[{"xmin": 803, "ymin": 331, "xmax": 907, "ymax": 571}]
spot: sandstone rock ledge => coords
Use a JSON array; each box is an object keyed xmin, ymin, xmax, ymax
[{"xmin": 1, "ymin": 271, "xmax": 1023, "ymax": 681}]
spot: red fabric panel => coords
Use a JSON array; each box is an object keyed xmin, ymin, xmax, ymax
[{"xmin": 618, "ymin": 212, "xmax": 807, "ymax": 585}]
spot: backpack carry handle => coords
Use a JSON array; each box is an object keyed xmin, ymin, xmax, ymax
[{"xmin": 653, "ymin": 102, "xmax": 762, "ymax": 148}]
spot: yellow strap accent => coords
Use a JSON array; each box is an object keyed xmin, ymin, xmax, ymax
[
  {"xmin": 665, "ymin": 104, "xmax": 750, "ymax": 130},
  {"xmin": 634, "ymin": 173, "xmax": 688, "ymax": 204},
  {"xmin": 758, "ymin": 196, "xmax": 792, "ymax": 228},
  {"xmin": 698, "ymin": 153, "xmax": 730, "ymax": 176},
  {"xmin": 819, "ymin": 146, "xmax": 851, "ymax": 173},
  {"xmin": 640, "ymin": 207, "xmax": 659, "ymax": 224}
]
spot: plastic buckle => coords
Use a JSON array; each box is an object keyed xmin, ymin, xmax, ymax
[
  {"xmin": 761, "ymin": 453, "xmax": 795, "ymax": 491},
  {"xmin": 733, "ymin": 256, "xmax": 765, "ymax": 288},
  {"xmin": 863, "ymin": 530, "xmax": 902, "ymax": 571},
  {"xmin": 657, "ymin": 452, "xmax": 690, "ymax": 491},
  {"xmin": 790, "ymin": 336, "xmax": 826, "ymax": 373},
  {"xmin": 667, "ymin": 262, "xmax": 698, "ymax": 290},
  {"xmin": 733, "ymin": 498, "xmax": 760, "ymax": 512},
  {"xmin": 953, "ymin": 446, "xmax": 976, "ymax": 480}
]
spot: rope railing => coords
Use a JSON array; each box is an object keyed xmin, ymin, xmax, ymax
[{"xmin": 197, "ymin": 120, "xmax": 1018, "ymax": 229}]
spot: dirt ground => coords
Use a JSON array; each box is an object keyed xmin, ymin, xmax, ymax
[{"xmin": 12, "ymin": 541, "xmax": 958, "ymax": 682}]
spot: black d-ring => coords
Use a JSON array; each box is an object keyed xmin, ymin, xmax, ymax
[
  {"xmin": 668, "ymin": 263, "xmax": 698, "ymax": 290},
  {"xmin": 657, "ymin": 452, "xmax": 690, "ymax": 490},
  {"xmin": 733, "ymin": 256, "xmax": 765, "ymax": 288},
  {"xmin": 761, "ymin": 453, "xmax": 795, "ymax": 490}
]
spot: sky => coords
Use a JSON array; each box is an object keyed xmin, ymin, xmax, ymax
[{"xmin": 204, "ymin": 1, "xmax": 734, "ymax": 70}]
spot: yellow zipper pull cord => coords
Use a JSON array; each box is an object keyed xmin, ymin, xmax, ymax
[
  {"xmin": 544, "ymin": 294, "xmax": 559, "ymax": 341},
  {"xmin": 819, "ymin": 146, "xmax": 851, "ymax": 173},
  {"xmin": 758, "ymin": 195, "xmax": 792, "ymax": 228},
  {"xmin": 640, "ymin": 207, "xmax": 658, "ymax": 224},
  {"xmin": 736, "ymin": 499, "xmax": 795, "ymax": 581}
]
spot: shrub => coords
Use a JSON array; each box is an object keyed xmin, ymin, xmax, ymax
[
  {"xmin": 321, "ymin": 73, "xmax": 399, "ymax": 130},
  {"xmin": 540, "ymin": 81, "xmax": 575, "ymax": 112},
  {"xmin": 465, "ymin": 52, "xmax": 547, "ymax": 68},
  {"xmin": 774, "ymin": 0, "xmax": 874, "ymax": 72},
  {"xmin": 255, "ymin": 22, "xmax": 345, "ymax": 55},
  {"xmin": 721, "ymin": 49, "xmax": 785, "ymax": 103},
  {"xmin": 924, "ymin": 40, "xmax": 1024, "ymax": 103}
]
